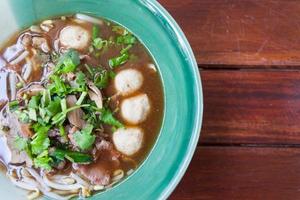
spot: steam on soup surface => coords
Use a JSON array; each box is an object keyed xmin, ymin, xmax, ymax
[{"xmin": 0, "ymin": 14, "xmax": 163, "ymax": 199}]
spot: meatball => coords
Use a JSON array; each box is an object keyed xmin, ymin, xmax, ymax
[
  {"xmin": 59, "ymin": 25, "xmax": 90, "ymax": 50},
  {"xmin": 114, "ymin": 69, "xmax": 143, "ymax": 96},
  {"xmin": 121, "ymin": 94, "xmax": 151, "ymax": 124},
  {"xmin": 113, "ymin": 127, "xmax": 143, "ymax": 156}
]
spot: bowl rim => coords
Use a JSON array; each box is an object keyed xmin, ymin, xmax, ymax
[{"xmin": 145, "ymin": 1, "xmax": 203, "ymax": 199}]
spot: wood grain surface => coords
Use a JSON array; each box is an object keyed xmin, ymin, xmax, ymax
[
  {"xmin": 170, "ymin": 147, "xmax": 300, "ymax": 200},
  {"xmin": 157, "ymin": 0, "xmax": 300, "ymax": 199},
  {"xmin": 159, "ymin": 0, "xmax": 300, "ymax": 67},
  {"xmin": 201, "ymin": 70, "xmax": 300, "ymax": 145}
]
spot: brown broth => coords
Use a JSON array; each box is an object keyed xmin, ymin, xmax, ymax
[{"xmin": 0, "ymin": 15, "xmax": 164, "ymax": 187}]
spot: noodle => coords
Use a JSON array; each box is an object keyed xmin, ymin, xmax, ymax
[
  {"xmin": 9, "ymin": 51, "xmax": 29, "ymax": 65},
  {"xmin": 42, "ymin": 175, "xmax": 82, "ymax": 191}
]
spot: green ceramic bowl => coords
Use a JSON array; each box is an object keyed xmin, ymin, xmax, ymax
[{"xmin": 0, "ymin": 0, "xmax": 203, "ymax": 199}]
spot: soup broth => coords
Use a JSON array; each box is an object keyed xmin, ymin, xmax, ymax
[{"xmin": 0, "ymin": 14, "xmax": 163, "ymax": 199}]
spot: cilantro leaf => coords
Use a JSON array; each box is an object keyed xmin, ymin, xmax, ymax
[
  {"xmin": 28, "ymin": 96, "xmax": 40, "ymax": 109},
  {"xmin": 14, "ymin": 110, "xmax": 30, "ymax": 123},
  {"xmin": 55, "ymin": 49, "xmax": 80, "ymax": 73},
  {"xmin": 30, "ymin": 126, "xmax": 51, "ymax": 155},
  {"xmin": 51, "ymin": 149, "xmax": 93, "ymax": 164},
  {"xmin": 49, "ymin": 75, "xmax": 68, "ymax": 96},
  {"xmin": 28, "ymin": 108, "xmax": 37, "ymax": 121},
  {"xmin": 9, "ymin": 100, "xmax": 19, "ymax": 112},
  {"xmin": 34, "ymin": 151, "xmax": 52, "ymax": 170},
  {"xmin": 14, "ymin": 136, "xmax": 28, "ymax": 151},
  {"xmin": 45, "ymin": 97, "xmax": 61, "ymax": 117},
  {"xmin": 73, "ymin": 124, "xmax": 95, "ymax": 150},
  {"xmin": 94, "ymin": 70, "xmax": 115, "ymax": 89},
  {"xmin": 75, "ymin": 71, "xmax": 87, "ymax": 91},
  {"xmin": 100, "ymin": 108, "xmax": 123, "ymax": 128}
]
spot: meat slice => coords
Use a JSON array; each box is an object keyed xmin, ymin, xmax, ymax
[
  {"xmin": 0, "ymin": 110, "xmax": 32, "ymax": 167},
  {"xmin": 20, "ymin": 123, "xmax": 33, "ymax": 138},
  {"xmin": 66, "ymin": 95, "xmax": 86, "ymax": 129},
  {"xmin": 76, "ymin": 161, "xmax": 111, "ymax": 185},
  {"xmin": 75, "ymin": 140, "xmax": 120, "ymax": 185}
]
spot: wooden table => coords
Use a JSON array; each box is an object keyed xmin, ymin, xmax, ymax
[{"xmin": 159, "ymin": 0, "xmax": 300, "ymax": 199}]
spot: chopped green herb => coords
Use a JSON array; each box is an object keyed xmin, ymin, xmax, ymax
[
  {"xmin": 34, "ymin": 151, "xmax": 52, "ymax": 170},
  {"xmin": 30, "ymin": 126, "xmax": 51, "ymax": 155},
  {"xmin": 28, "ymin": 96, "xmax": 40, "ymax": 109},
  {"xmin": 92, "ymin": 38, "xmax": 108, "ymax": 50},
  {"xmin": 41, "ymin": 89, "xmax": 51, "ymax": 107},
  {"xmin": 76, "ymin": 92, "xmax": 88, "ymax": 105},
  {"xmin": 14, "ymin": 136, "xmax": 28, "ymax": 151},
  {"xmin": 51, "ymin": 149, "xmax": 93, "ymax": 164},
  {"xmin": 55, "ymin": 49, "xmax": 80, "ymax": 73},
  {"xmin": 15, "ymin": 110, "xmax": 30, "ymax": 123},
  {"xmin": 84, "ymin": 64, "xmax": 94, "ymax": 77},
  {"xmin": 100, "ymin": 108, "xmax": 123, "ymax": 128},
  {"xmin": 92, "ymin": 25, "xmax": 100, "ymax": 40},
  {"xmin": 75, "ymin": 72, "xmax": 87, "ymax": 91},
  {"xmin": 9, "ymin": 100, "xmax": 19, "ymax": 112},
  {"xmin": 117, "ymin": 34, "xmax": 136, "ymax": 45},
  {"xmin": 94, "ymin": 70, "xmax": 115, "ymax": 89},
  {"xmin": 109, "ymin": 53, "xmax": 129, "ymax": 68},
  {"xmin": 73, "ymin": 124, "xmax": 95, "ymax": 150},
  {"xmin": 51, "ymin": 104, "xmax": 89, "ymax": 125},
  {"xmin": 45, "ymin": 97, "xmax": 61, "ymax": 117},
  {"xmin": 28, "ymin": 108, "xmax": 37, "ymax": 121},
  {"xmin": 50, "ymin": 75, "xmax": 68, "ymax": 96},
  {"xmin": 112, "ymin": 25, "xmax": 128, "ymax": 35},
  {"xmin": 120, "ymin": 44, "xmax": 133, "ymax": 55},
  {"xmin": 59, "ymin": 125, "xmax": 66, "ymax": 138}
]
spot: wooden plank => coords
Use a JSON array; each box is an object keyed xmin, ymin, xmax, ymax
[
  {"xmin": 159, "ymin": 0, "xmax": 300, "ymax": 67},
  {"xmin": 201, "ymin": 70, "xmax": 300, "ymax": 144},
  {"xmin": 170, "ymin": 146, "xmax": 300, "ymax": 200}
]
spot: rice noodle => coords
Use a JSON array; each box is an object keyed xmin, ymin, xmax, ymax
[
  {"xmin": 8, "ymin": 72, "xmax": 17, "ymax": 100},
  {"xmin": 51, "ymin": 175, "xmax": 76, "ymax": 185},
  {"xmin": 26, "ymin": 168, "xmax": 51, "ymax": 192},
  {"xmin": 9, "ymin": 51, "xmax": 29, "ymax": 65},
  {"xmin": 40, "ymin": 20, "xmax": 54, "ymax": 32},
  {"xmin": 9, "ymin": 176, "xmax": 37, "ymax": 191},
  {"xmin": 111, "ymin": 169, "xmax": 124, "ymax": 182},
  {"xmin": 75, "ymin": 13, "xmax": 104, "ymax": 25},
  {"xmin": 43, "ymin": 175, "xmax": 82, "ymax": 191},
  {"xmin": 52, "ymin": 189, "xmax": 79, "ymax": 195},
  {"xmin": 127, "ymin": 169, "xmax": 134, "ymax": 175},
  {"xmin": 147, "ymin": 63, "xmax": 157, "ymax": 72},
  {"xmin": 41, "ymin": 189, "xmax": 77, "ymax": 200},
  {"xmin": 93, "ymin": 185, "xmax": 104, "ymax": 191},
  {"xmin": 22, "ymin": 62, "xmax": 32, "ymax": 81},
  {"xmin": 27, "ymin": 189, "xmax": 40, "ymax": 200},
  {"xmin": 30, "ymin": 25, "xmax": 42, "ymax": 33},
  {"xmin": 70, "ymin": 173, "xmax": 90, "ymax": 188}
]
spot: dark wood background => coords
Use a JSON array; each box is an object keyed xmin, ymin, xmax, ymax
[{"xmin": 158, "ymin": 0, "xmax": 300, "ymax": 199}]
